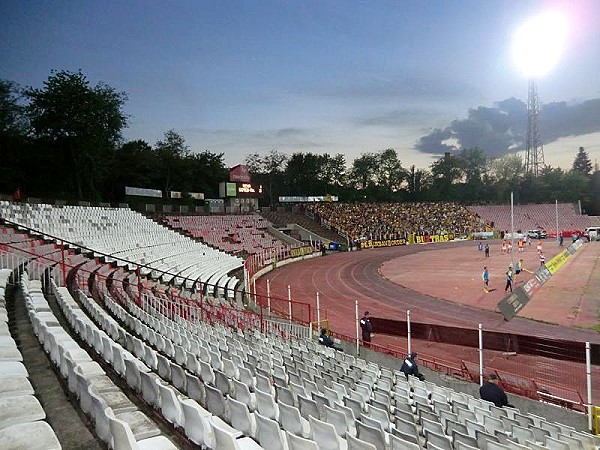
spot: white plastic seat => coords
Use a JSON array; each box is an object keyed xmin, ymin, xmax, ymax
[
  {"xmin": 278, "ymin": 400, "xmax": 310, "ymax": 438},
  {"xmin": 156, "ymin": 354, "xmax": 172, "ymax": 381},
  {"xmin": 0, "ymin": 376, "xmax": 34, "ymax": 398},
  {"xmin": 356, "ymin": 420, "xmax": 387, "ymax": 450},
  {"xmin": 346, "ymin": 432, "xmax": 378, "ymax": 450},
  {"xmin": 170, "ymin": 362, "xmax": 187, "ymax": 392},
  {"xmin": 179, "ymin": 397, "xmax": 214, "ymax": 448},
  {"xmin": 309, "ymin": 415, "xmax": 348, "ymax": 450},
  {"xmin": 255, "ymin": 411, "xmax": 289, "ymax": 450},
  {"xmin": 186, "ymin": 373, "xmax": 206, "ymax": 406},
  {"xmin": 286, "ymin": 430, "xmax": 319, "ymax": 450},
  {"xmin": 228, "ymin": 395, "xmax": 258, "ymax": 438},
  {"xmin": 256, "ymin": 389, "xmax": 279, "ymax": 421},
  {"xmin": 107, "ymin": 407, "xmax": 178, "ymax": 450},
  {"xmin": 213, "ymin": 421, "xmax": 265, "ymax": 450},
  {"xmin": 324, "ymin": 404, "xmax": 354, "ymax": 437},
  {"xmin": 140, "ymin": 371, "xmax": 161, "ymax": 408},
  {"xmin": 389, "ymin": 432, "xmax": 420, "ymax": 450},
  {"xmin": 205, "ymin": 382, "xmax": 229, "ymax": 420},
  {"xmin": 233, "ymin": 378, "xmax": 256, "ymax": 410},
  {"xmin": 0, "ymin": 394, "xmax": 46, "ymax": 429},
  {"xmin": 299, "ymin": 395, "xmax": 320, "ymax": 421},
  {"xmin": 0, "ymin": 420, "xmax": 61, "ymax": 450},
  {"xmin": 0, "ymin": 361, "xmax": 29, "ymax": 379},
  {"xmin": 157, "ymin": 383, "xmax": 183, "ymax": 427}
]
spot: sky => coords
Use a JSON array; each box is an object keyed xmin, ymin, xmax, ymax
[{"xmin": 2, "ymin": 0, "xmax": 600, "ymax": 171}]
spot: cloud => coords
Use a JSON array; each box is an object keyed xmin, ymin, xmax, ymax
[
  {"xmin": 355, "ymin": 108, "xmax": 436, "ymax": 127},
  {"xmin": 308, "ymin": 74, "xmax": 480, "ymax": 102},
  {"xmin": 415, "ymin": 97, "xmax": 600, "ymax": 158}
]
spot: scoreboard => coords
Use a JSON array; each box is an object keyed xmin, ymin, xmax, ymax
[
  {"xmin": 219, "ymin": 181, "xmax": 263, "ymax": 198},
  {"xmin": 237, "ymin": 183, "xmax": 263, "ymax": 196}
]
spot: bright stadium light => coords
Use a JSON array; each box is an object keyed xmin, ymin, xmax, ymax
[{"xmin": 512, "ymin": 11, "xmax": 568, "ymax": 77}]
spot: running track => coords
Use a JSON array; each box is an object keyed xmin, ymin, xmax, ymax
[{"xmin": 257, "ymin": 240, "xmax": 600, "ymax": 344}]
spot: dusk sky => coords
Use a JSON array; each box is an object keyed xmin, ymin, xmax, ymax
[{"xmin": 2, "ymin": 0, "xmax": 600, "ymax": 170}]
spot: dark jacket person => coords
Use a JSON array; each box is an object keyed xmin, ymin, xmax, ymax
[
  {"xmin": 479, "ymin": 374, "xmax": 514, "ymax": 408},
  {"xmin": 359, "ymin": 311, "xmax": 372, "ymax": 342},
  {"xmin": 400, "ymin": 352, "xmax": 424, "ymax": 381}
]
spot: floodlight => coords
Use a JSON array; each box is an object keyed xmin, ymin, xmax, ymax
[{"xmin": 512, "ymin": 11, "xmax": 568, "ymax": 77}]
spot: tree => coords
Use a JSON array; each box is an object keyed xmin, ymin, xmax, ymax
[
  {"xmin": 376, "ymin": 149, "xmax": 406, "ymax": 198},
  {"xmin": 406, "ymin": 165, "xmax": 432, "ymax": 201},
  {"xmin": 284, "ymin": 152, "xmax": 324, "ymax": 195},
  {"xmin": 429, "ymin": 152, "xmax": 463, "ymax": 200},
  {"xmin": 0, "ymin": 79, "xmax": 27, "ymax": 136},
  {"xmin": 349, "ymin": 152, "xmax": 379, "ymax": 191},
  {"xmin": 154, "ymin": 130, "xmax": 189, "ymax": 194},
  {"xmin": 490, "ymin": 154, "xmax": 524, "ymax": 202},
  {"xmin": 26, "ymin": 70, "xmax": 128, "ymax": 199},
  {"xmin": 244, "ymin": 149, "xmax": 288, "ymax": 207},
  {"xmin": 318, "ymin": 153, "xmax": 346, "ymax": 195},
  {"xmin": 572, "ymin": 147, "xmax": 592, "ymax": 176}
]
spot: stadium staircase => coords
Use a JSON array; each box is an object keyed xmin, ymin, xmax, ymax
[{"xmin": 260, "ymin": 210, "xmax": 345, "ymax": 244}]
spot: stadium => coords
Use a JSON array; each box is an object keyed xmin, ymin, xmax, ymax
[
  {"xmin": 1, "ymin": 186, "xmax": 600, "ymax": 449},
  {"xmin": 3, "ymin": 2, "xmax": 600, "ymax": 449}
]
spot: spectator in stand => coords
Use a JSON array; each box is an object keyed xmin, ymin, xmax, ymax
[
  {"xmin": 360, "ymin": 311, "xmax": 373, "ymax": 343},
  {"xmin": 302, "ymin": 201, "xmax": 487, "ymax": 244},
  {"xmin": 480, "ymin": 374, "xmax": 514, "ymax": 408},
  {"xmin": 318, "ymin": 328, "xmax": 342, "ymax": 351},
  {"xmin": 12, "ymin": 188, "xmax": 21, "ymax": 202},
  {"xmin": 400, "ymin": 352, "xmax": 425, "ymax": 381}
]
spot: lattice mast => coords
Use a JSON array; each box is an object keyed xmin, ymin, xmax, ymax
[{"xmin": 525, "ymin": 78, "xmax": 544, "ymax": 177}]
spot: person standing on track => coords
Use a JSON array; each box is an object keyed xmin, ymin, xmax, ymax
[
  {"xmin": 482, "ymin": 266, "xmax": 490, "ymax": 293},
  {"xmin": 504, "ymin": 265, "xmax": 513, "ymax": 292},
  {"xmin": 360, "ymin": 311, "xmax": 373, "ymax": 343},
  {"xmin": 484, "ymin": 243, "xmax": 490, "ymax": 258}
]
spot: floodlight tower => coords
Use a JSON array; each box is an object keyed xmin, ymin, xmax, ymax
[
  {"xmin": 512, "ymin": 11, "xmax": 567, "ymax": 177},
  {"xmin": 525, "ymin": 78, "xmax": 544, "ymax": 177}
]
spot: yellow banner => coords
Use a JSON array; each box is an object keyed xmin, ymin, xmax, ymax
[
  {"xmin": 290, "ymin": 246, "xmax": 314, "ymax": 258},
  {"xmin": 361, "ymin": 238, "xmax": 407, "ymax": 249},
  {"xmin": 412, "ymin": 233, "xmax": 455, "ymax": 244},
  {"xmin": 545, "ymin": 249, "xmax": 571, "ymax": 275}
]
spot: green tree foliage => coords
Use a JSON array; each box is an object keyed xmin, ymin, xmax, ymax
[
  {"xmin": 406, "ymin": 165, "xmax": 432, "ymax": 201},
  {"xmin": 2, "ymin": 71, "xmax": 599, "ymax": 212},
  {"xmin": 153, "ymin": 130, "xmax": 189, "ymax": 194},
  {"xmin": 490, "ymin": 154, "xmax": 524, "ymax": 202},
  {"xmin": 26, "ymin": 70, "xmax": 128, "ymax": 199},
  {"xmin": 376, "ymin": 149, "xmax": 406, "ymax": 199},
  {"xmin": 572, "ymin": 146, "xmax": 592, "ymax": 176},
  {"xmin": 0, "ymin": 80, "xmax": 30, "ymax": 194},
  {"xmin": 429, "ymin": 152, "xmax": 463, "ymax": 200},
  {"xmin": 0, "ymin": 80, "xmax": 27, "ymax": 135},
  {"xmin": 244, "ymin": 149, "xmax": 288, "ymax": 207}
]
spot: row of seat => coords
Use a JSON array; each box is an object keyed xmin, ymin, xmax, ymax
[
  {"xmin": 0, "ymin": 201, "xmax": 243, "ymax": 297},
  {"xmin": 0, "ymin": 271, "xmax": 61, "ymax": 449},
  {"xmin": 59, "ymin": 267, "xmax": 267, "ymax": 449},
  {"xmin": 21, "ymin": 271, "xmax": 180, "ymax": 449},
  {"xmin": 468, "ymin": 203, "xmax": 600, "ymax": 233},
  {"xmin": 101, "ymin": 273, "xmax": 440, "ymax": 449},
  {"xmin": 164, "ymin": 214, "xmax": 292, "ymax": 255},
  {"xmin": 102, "ymin": 265, "xmax": 600, "ymax": 450}
]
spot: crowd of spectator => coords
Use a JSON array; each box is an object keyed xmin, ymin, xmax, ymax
[{"xmin": 303, "ymin": 202, "xmax": 486, "ymax": 241}]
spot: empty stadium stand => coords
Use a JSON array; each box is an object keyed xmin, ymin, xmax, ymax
[
  {"xmin": 468, "ymin": 203, "xmax": 600, "ymax": 234},
  {"xmin": 0, "ymin": 201, "xmax": 243, "ymax": 297},
  {"xmin": 1, "ymin": 201, "xmax": 599, "ymax": 449},
  {"xmin": 163, "ymin": 213, "xmax": 297, "ymax": 255}
]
